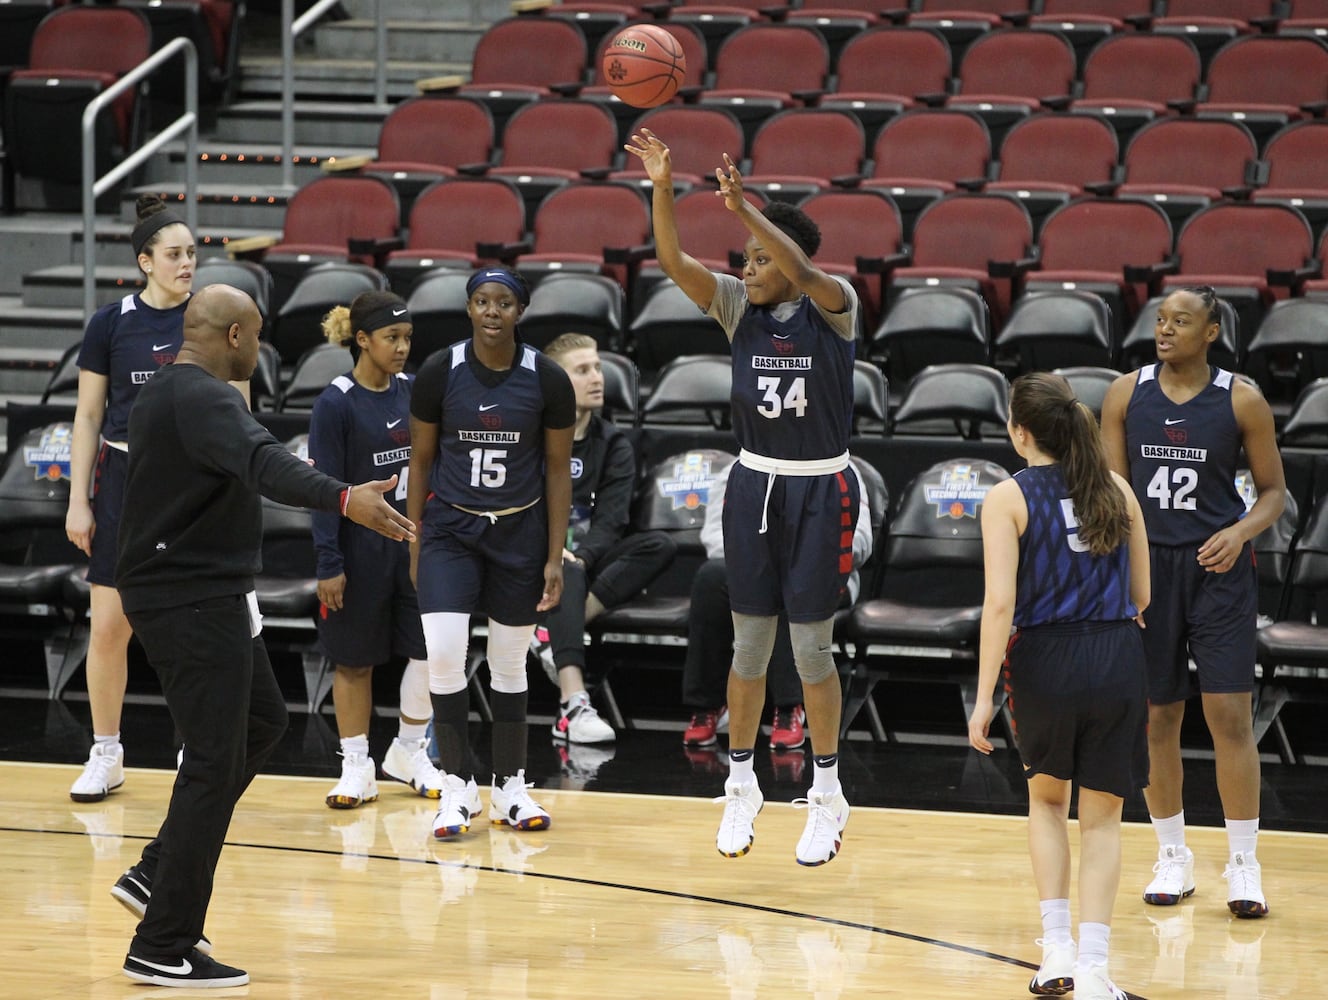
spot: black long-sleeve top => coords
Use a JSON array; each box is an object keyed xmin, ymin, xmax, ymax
[
  {"xmin": 116, "ymin": 363, "xmax": 349, "ymax": 613},
  {"xmin": 569, "ymin": 415, "xmax": 636, "ymax": 572}
]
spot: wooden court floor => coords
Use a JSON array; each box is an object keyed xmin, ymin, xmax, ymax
[{"xmin": 3, "ymin": 761, "xmax": 1321, "ymax": 999}]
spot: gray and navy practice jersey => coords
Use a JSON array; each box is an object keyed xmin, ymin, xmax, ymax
[
  {"xmin": 1012, "ymin": 465, "xmax": 1135, "ymax": 627},
  {"xmin": 411, "ymin": 339, "xmax": 575, "ymax": 510},
  {"xmin": 77, "ymin": 293, "xmax": 187, "ymax": 441},
  {"xmin": 708, "ymin": 274, "xmax": 857, "ymax": 461},
  {"xmin": 308, "ymin": 371, "xmax": 414, "ymax": 578},
  {"xmin": 1125, "ymin": 364, "xmax": 1245, "ymax": 548}
]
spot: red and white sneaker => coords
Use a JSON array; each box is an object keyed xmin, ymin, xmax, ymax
[
  {"xmin": 770, "ymin": 704, "xmax": 806, "ymax": 750},
  {"xmin": 683, "ymin": 706, "xmax": 729, "ymax": 748}
]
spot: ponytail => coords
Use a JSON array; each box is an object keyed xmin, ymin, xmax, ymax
[{"xmin": 1009, "ymin": 373, "xmax": 1129, "ymax": 556}]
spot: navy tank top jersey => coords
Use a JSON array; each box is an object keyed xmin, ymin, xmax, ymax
[
  {"xmin": 308, "ymin": 372, "xmax": 413, "ymax": 515},
  {"xmin": 1013, "ymin": 465, "xmax": 1135, "ymax": 627},
  {"xmin": 76, "ymin": 293, "xmax": 187, "ymax": 441},
  {"xmin": 432, "ymin": 340, "xmax": 549, "ymax": 510},
  {"xmin": 730, "ymin": 297, "xmax": 855, "ymax": 461},
  {"xmin": 1125, "ymin": 364, "xmax": 1244, "ymax": 548}
]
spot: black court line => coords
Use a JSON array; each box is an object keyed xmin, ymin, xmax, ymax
[{"xmin": 3, "ymin": 825, "xmax": 1149, "ymax": 1000}]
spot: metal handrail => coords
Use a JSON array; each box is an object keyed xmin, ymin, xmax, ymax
[
  {"xmin": 82, "ymin": 37, "xmax": 199, "ymax": 322},
  {"xmin": 282, "ymin": 0, "xmax": 388, "ymax": 190}
]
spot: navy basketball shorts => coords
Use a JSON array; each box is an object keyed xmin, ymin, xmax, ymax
[
  {"xmin": 1141, "ymin": 541, "xmax": 1258, "ymax": 704},
  {"xmin": 414, "ymin": 497, "xmax": 548, "ymax": 626},
  {"xmin": 1004, "ymin": 619, "xmax": 1149, "ymax": 799},
  {"xmin": 317, "ymin": 531, "xmax": 426, "ymax": 667},
  {"xmin": 88, "ymin": 444, "xmax": 126, "ymax": 587},
  {"xmin": 722, "ymin": 464, "xmax": 858, "ymax": 623}
]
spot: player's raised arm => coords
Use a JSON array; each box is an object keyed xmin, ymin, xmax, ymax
[{"xmin": 624, "ymin": 128, "xmax": 718, "ymax": 310}]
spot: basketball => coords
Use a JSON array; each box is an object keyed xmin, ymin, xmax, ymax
[{"xmin": 602, "ymin": 24, "xmax": 687, "ymax": 109}]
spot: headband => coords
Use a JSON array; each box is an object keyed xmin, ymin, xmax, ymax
[
  {"xmin": 131, "ymin": 210, "xmax": 188, "ymax": 258},
  {"xmin": 466, "ymin": 268, "xmax": 529, "ymax": 306},
  {"xmin": 360, "ymin": 300, "xmax": 411, "ymax": 335}
]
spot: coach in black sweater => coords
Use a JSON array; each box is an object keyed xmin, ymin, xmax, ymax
[{"xmin": 113, "ymin": 284, "xmax": 414, "ymax": 989}]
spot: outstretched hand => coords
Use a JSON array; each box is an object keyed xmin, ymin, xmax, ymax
[
  {"xmin": 714, "ymin": 153, "xmax": 746, "ymax": 213},
  {"xmin": 624, "ymin": 127, "xmax": 672, "ymax": 185},
  {"xmin": 345, "ymin": 475, "xmax": 416, "ymax": 542}
]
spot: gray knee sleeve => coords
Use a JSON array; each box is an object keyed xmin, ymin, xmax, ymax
[
  {"xmin": 730, "ymin": 613, "xmax": 778, "ymax": 681},
  {"xmin": 791, "ymin": 619, "xmax": 837, "ymax": 685}
]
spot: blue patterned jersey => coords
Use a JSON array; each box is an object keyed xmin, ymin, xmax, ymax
[
  {"xmin": 1124, "ymin": 364, "xmax": 1244, "ymax": 547},
  {"xmin": 1013, "ymin": 465, "xmax": 1135, "ymax": 627},
  {"xmin": 77, "ymin": 293, "xmax": 186, "ymax": 441}
]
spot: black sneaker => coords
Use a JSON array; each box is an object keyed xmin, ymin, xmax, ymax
[
  {"xmin": 123, "ymin": 948, "xmax": 248, "ymax": 988},
  {"xmin": 111, "ymin": 864, "xmax": 213, "ymax": 956}
]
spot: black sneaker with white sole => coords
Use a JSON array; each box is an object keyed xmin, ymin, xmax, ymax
[
  {"xmin": 123, "ymin": 948, "xmax": 248, "ymax": 988},
  {"xmin": 111, "ymin": 863, "xmax": 213, "ymax": 957}
]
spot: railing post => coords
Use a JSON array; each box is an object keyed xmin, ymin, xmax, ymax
[
  {"xmin": 282, "ymin": 0, "xmax": 295, "ymax": 191},
  {"xmin": 83, "ymin": 39, "xmax": 198, "ymax": 323},
  {"xmin": 375, "ymin": 0, "xmax": 388, "ymax": 107}
]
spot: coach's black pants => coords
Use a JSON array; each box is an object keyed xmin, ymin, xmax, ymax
[{"xmin": 125, "ymin": 594, "xmax": 289, "ymax": 960}]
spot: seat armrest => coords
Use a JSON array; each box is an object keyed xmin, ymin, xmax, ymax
[
  {"xmin": 415, "ymin": 74, "xmax": 464, "ymax": 94},
  {"xmin": 226, "ymin": 234, "xmax": 278, "ymax": 259},
  {"xmin": 322, "ymin": 154, "xmax": 372, "ymax": 173}
]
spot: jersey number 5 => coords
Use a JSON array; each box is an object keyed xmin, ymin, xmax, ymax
[
  {"xmin": 756, "ymin": 375, "xmax": 807, "ymax": 419},
  {"xmin": 1146, "ymin": 465, "xmax": 1198, "ymax": 510},
  {"xmin": 468, "ymin": 448, "xmax": 507, "ymax": 488}
]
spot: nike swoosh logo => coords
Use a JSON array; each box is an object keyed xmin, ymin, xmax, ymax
[
  {"xmin": 771, "ymin": 333, "xmax": 792, "ymax": 340},
  {"xmin": 132, "ymin": 956, "xmax": 192, "ymax": 975},
  {"xmin": 392, "ymin": 307, "xmax": 407, "ymax": 317},
  {"xmin": 386, "ymin": 419, "xmax": 402, "ymax": 428},
  {"xmin": 1164, "ymin": 418, "xmax": 1185, "ymax": 425},
  {"xmin": 478, "ymin": 403, "xmax": 499, "ymax": 411},
  {"xmin": 151, "ymin": 343, "xmax": 174, "ymax": 351}
]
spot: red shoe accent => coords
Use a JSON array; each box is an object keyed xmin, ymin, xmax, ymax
[
  {"xmin": 770, "ymin": 704, "xmax": 806, "ymax": 751},
  {"xmin": 683, "ymin": 707, "xmax": 726, "ymax": 748}
]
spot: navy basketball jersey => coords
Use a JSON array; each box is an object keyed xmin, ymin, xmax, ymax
[
  {"xmin": 308, "ymin": 372, "xmax": 413, "ymax": 511},
  {"xmin": 77, "ymin": 293, "xmax": 187, "ymax": 441},
  {"xmin": 1125, "ymin": 364, "xmax": 1245, "ymax": 547},
  {"xmin": 729, "ymin": 294, "xmax": 856, "ymax": 461},
  {"xmin": 432, "ymin": 340, "xmax": 551, "ymax": 510},
  {"xmin": 1013, "ymin": 465, "xmax": 1135, "ymax": 627}
]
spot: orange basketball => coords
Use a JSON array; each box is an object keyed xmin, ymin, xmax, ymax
[{"xmin": 602, "ymin": 24, "xmax": 687, "ymax": 109}]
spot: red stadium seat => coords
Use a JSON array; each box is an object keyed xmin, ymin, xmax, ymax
[
  {"xmin": 259, "ymin": 175, "xmax": 401, "ymax": 315},
  {"xmin": 355, "ymin": 97, "xmax": 496, "ymax": 211},
  {"xmin": 516, "ymin": 182, "xmax": 653, "ymax": 289},
  {"xmin": 860, "ymin": 109, "xmax": 992, "ymax": 237},
  {"xmin": 696, "ymin": 25, "xmax": 831, "ymax": 142},
  {"xmin": 1112, "ymin": 117, "xmax": 1260, "ymax": 227},
  {"xmin": 4, "ymin": 5, "xmax": 150, "ymax": 187},
  {"xmin": 800, "ymin": 188, "xmax": 906, "ymax": 329},
  {"xmin": 1069, "ymin": 33, "xmax": 1202, "ymax": 141},
  {"xmin": 946, "ymin": 29, "xmax": 1078, "ymax": 142},
  {"xmin": 985, "ymin": 113, "xmax": 1120, "ymax": 233},
  {"xmin": 819, "ymin": 27, "xmax": 952, "ymax": 143},
  {"xmin": 487, "ymin": 100, "xmax": 621, "ymax": 215},
  {"xmin": 383, "ymin": 177, "xmax": 527, "ymax": 296},
  {"xmin": 1022, "ymin": 197, "xmax": 1174, "ymax": 335},
  {"xmin": 742, "ymin": 109, "xmax": 867, "ymax": 202},
  {"xmin": 1159, "ymin": 201, "xmax": 1318, "ymax": 349},
  {"xmin": 612, "ymin": 106, "xmax": 744, "ymax": 189},
  {"xmin": 457, "ymin": 17, "xmax": 589, "ymax": 134},
  {"xmin": 887, "ymin": 192, "xmax": 1035, "ymax": 330}
]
